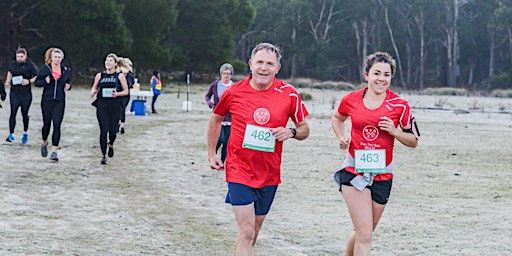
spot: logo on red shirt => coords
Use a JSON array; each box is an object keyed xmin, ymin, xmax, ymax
[
  {"xmin": 362, "ymin": 125, "xmax": 379, "ymax": 141},
  {"xmin": 253, "ymin": 108, "xmax": 270, "ymax": 124}
]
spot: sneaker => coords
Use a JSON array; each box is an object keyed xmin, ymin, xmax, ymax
[
  {"xmin": 6, "ymin": 134, "xmax": 14, "ymax": 142},
  {"xmin": 108, "ymin": 145, "xmax": 114, "ymax": 158},
  {"xmin": 41, "ymin": 143, "xmax": 48, "ymax": 157},
  {"xmin": 50, "ymin": 152, "xmax": 58, "ymax": 162},
  {"xmin": 101, "ymin": 156, "xmax": 108, "ymax": 165},
  {"xmin": 120, "ymin": 127, "xmax": 125, "ymax": 134},
  {"xmin": 21, "ymin": 133, "xmax": 28, "ymax": 144}
]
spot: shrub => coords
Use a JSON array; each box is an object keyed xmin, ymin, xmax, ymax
[
  {"xmin": 299, "ymin": 92, "xmax": 313, "ymax": 101},
  {"xmin": 422, "ymin": 87, "xmax": 467, "ymax": 96},
  {"xmin": 490, "ymin": 89, "xmax": 512, "ymax": 98},
  {"xmin": 312, "ymin": 81, "xmax": 355, "ymax": 90}
]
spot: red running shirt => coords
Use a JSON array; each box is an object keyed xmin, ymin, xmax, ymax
[
  {"xmin": 214, "ymin": 76, "xmax": 309, "ymax": 188},
  {"xmin": 337, "ymin": 88, "xmax": 414, "ymax": 181}
]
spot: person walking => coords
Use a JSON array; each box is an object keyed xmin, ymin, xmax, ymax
[
  {"xmin": 90, "ymin": 53, "xmax": 129, "ymax": 165},
  {"xmin": 332, "ymin": 51, "xmax": 420, "ymax": 255},
  {"xmin": 4, "ymin": 48, "xmax": 38, "ymax": 144},
  {"xmin": 207, "ymin": 43, "xmax": 310, "ymax": 255},
  {"xmin": 150, "ymin": 70, "xmax": 161, "ymax": 113},
  {"xmin": 117, "ymin": 57, "xmax": 134, "ymax": 134},
  {"xmin": 204, "ymin": 63, "xmax": 235, "ymax": 165},
  {"xmin": 35, "ymin": 48, "xmax": 72, "ymax": 161}
]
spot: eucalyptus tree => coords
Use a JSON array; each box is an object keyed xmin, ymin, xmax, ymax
[
  {"xmin": 18, "ymin": 0, "xmax": 132, "ymax": 77},
  {"xmin": 170, "ymin": 0, "xmax": 255, "ymax": 76},
  {"xmin": 117, "ymin": 0, "xmax": 178, "ymax": 70}
]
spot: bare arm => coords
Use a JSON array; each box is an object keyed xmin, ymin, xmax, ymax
[
  {"xmin": 332, "ymin": 111, "xmax": 350, "ymax": 150},
  {"xmin": 5, "ymin": 71, "xmax": 12, "ymax": 87},
  {"xmin": 207, "ymin": 113, "xmax": 224, "ymax": 169},
  {"xmin": 113, "ymin": 73, "xmax": 129, "ymax": 97},
  {"xmin": 90, "ymin": 73, "xmax": 101, "ymax": 98},
  {"xmin": 378, "ymin": 116, "xmax": 418, "ymax": 148},
  {"xmin": 270, "ymin": 120, "xmax": 309, "ymax": 141}
]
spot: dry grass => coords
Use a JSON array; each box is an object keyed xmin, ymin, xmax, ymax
[{"xmin": 1, "ymin": 85, "xmax": 511, "ymax": 255}]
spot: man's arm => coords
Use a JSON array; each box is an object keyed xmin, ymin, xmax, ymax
[{"xmin": 207, "ymin": 113, "xmax": 224, "ymax": 169}]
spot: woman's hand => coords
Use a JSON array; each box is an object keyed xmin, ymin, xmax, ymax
[{"xmin": 378, "ymin": 116, "xmax": 398, "ymax": 137}]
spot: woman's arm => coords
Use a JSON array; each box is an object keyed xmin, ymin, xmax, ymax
[
  {"xmin": 90, "ymin": 73, "xmax": 101, "ymax": 98},
  {"xmin": 332, "ymin": 111, "xmax": 350, "ymax": 150}
]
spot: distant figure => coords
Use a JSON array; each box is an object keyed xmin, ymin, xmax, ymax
[
  {"xmin": 117, "ymin": 57, "xmax": 134, "ymax": 134},
  {"xmin": 90, "ymin": 53, "xmax": 129, "ymax": 165},
  {"xmin": 207, "ymin": 43, "xmax": 310, "ymax": 255},
  {"xmin": 332, "ymin": 51, "xmax": 420, "ymax": 255},
  {"xmin": 4, "ymin": 48, "xmax": 38, "ymax": 144},
  {"xmin": 204, "ymin": 63, "xmax": 235, "ymax": 164},
  {"xmin": 0, "ymin": 78, "xmax": 6, "ymax": 108},
  {"xmin": 35, "ymin": 48, "xmax": 72, "ymax": 161},
  {"xmin": 150, "ymin": 70, "xmax": 162, "ymax": 113}
]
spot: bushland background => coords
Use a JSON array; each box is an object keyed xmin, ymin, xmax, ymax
[
  {"xmin": 1, "ymin": 84, "xmax": 511, "ymax": 255},
  {"xmin": 3, "ymin": 0, "xmax": 512, "ymax": 93}
]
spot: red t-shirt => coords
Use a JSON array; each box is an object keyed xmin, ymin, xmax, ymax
[
  {"xmin": 214, "ymin": 76, "xmax": 309, "ymax": 188},
  {"xmin": 337, "ymin": 88, "xmax": 413, "ymax": 181}
]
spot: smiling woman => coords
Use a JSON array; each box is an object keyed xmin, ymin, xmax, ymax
[
  {"xmin": 332, "ymin": 51, "xmax": 420, "ymax": 255},
  {"xmin": 89, "ymin": 53, "xmax": 129, "ymax": 165}
]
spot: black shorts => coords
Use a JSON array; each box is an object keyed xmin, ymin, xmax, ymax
[{"xmin": 335, "ymin": 169, "xmax": 392, "ymax": 205}]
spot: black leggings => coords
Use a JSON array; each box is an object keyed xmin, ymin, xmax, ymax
[
  {"xmin": 119, "ymin": 95, "xmax": 130, "ymax": 123},
  {"xmin": 9, "ymin": 92, "xmax": 32, "ymax": 133},
  {"xmin": 216, "ymin": 125, "xmax": 231, "ymax": 163},
  {"xmin": 41, "ymin": 100, "xmax": 65, "ymax": 146},
  {"xmin": 96, "ymin": 100, "xmax": 122, "ymax": 155}
]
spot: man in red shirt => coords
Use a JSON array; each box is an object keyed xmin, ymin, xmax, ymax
[{"xmin": 207, "ymin": 42, "xmax": 310, "ymax": 255}]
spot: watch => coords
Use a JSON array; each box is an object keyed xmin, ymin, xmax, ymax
[{"xmin": 290, "ymin": 128, "xmax": 297, "ymax": 138}]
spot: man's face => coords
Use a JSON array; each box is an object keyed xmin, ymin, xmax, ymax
[
  {"xmin": 249, "ymin": 49, "xmax": 281, "ymax": 88},
  {"xmin": 16, "ymin": 53, "xmax": 27, "ymax": 64}
]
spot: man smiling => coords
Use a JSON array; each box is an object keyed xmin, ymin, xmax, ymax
[{"xmin": 207, "ymin": 42, "xmax": 310, "ymax": 255}]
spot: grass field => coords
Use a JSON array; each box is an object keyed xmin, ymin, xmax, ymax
[{"xmin": 1, "ymin": 85, "xmax": 511, "ymax": 255}]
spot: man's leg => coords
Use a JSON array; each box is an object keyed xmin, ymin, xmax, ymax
[{"xmin": 233, "ymin": 203, "xmax": 262, "ymax": 256}]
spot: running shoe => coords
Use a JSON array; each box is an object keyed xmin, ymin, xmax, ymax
[
  {"xmin": 50, "ymin": 152, "xmax": 58, "ymax": 162},
  {"xmin": 6, "ymin": 134, "xmax": 14, "ymax": 142},
  {"xmin": 108, "ymin": 146, "xmax": 114, "ymax": 158},
  {"xmin": 21, "ymin": 133, "xmax": 28, "ymax": 144},
  {"xmin": 41, "ymin": 143, "xmax": 48, "ymax": 157},
  {"xmin": 101, "ymin": 156, "xmax": 108, "ymax": 165}
]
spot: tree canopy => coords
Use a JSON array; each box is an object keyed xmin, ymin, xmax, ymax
[{"xmin": 1, "ymin": 0, "xmax": 512, "ymax": 90}]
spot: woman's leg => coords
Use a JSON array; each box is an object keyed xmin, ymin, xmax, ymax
[
  {"xmin": 341, "ymin": 185, "xmax": 386, "ymax": 256},
  {"xmin": 96, "ymin": 104, "xmax": 110, "ymax": 156},
  {"xmin": 50, "ymin": 101, "xmax": 65, "ymax": 149}
]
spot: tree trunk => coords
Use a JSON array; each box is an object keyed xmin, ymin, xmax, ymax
[{"xmin": 379, "ymin": 0, "xmax": 407, "ymax": 89}]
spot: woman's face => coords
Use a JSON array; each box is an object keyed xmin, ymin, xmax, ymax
[
  {"xmin": 105, "ymin": 57, "xmax": 117, "ymax": 70},
  {"xmin": 364, "ymin": 62, "xmax": 392, "ymax": 95},
  {"xmin": 51, "ymin": 52, "xmax": 63, "ymax": 65},
  {"xmin": 221, "ymin": 69, "xmax": 232, "ymax": 83}
]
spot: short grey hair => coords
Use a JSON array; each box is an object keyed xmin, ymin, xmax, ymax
[
  {"xmin": 219, "ymin": 63, "xmax": 234, "ymax": 75},
  {"xmin": 250, "ymin": 43, "xmax": 282, "ymax": 64}
]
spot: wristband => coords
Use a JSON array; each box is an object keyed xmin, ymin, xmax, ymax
[{"xmin": 290, "ymin": 128, "xmax": 297, "ymax": 138}]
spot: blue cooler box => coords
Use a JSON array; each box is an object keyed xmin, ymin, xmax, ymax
[{"xmin": 131, "ymin": 100, "xmax": 146, "ymax": 116}]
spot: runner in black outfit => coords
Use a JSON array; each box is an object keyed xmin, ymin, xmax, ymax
[
  {"xmin": 117, "ymin": 57, "xmax": 134, "ymax": 134},
  {"xmin": 34, "ymin": 48, "xmax": 71, "ymax": 162},
  {"xmin": 4, "ymin": 48, "xmax": 38, "ymax": 144},
  {"xmin": 90, "ymin": 53, "xmax": 129, "ymax": 165}
]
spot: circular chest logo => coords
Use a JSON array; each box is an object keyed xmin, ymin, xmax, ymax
[
  {"xmin": 362, "ymin": 125, "xmax": 379, "ymax": 141},
  {"xmin": 253, "ymin": 108, "xmax": 270, "ymax": 125}
]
